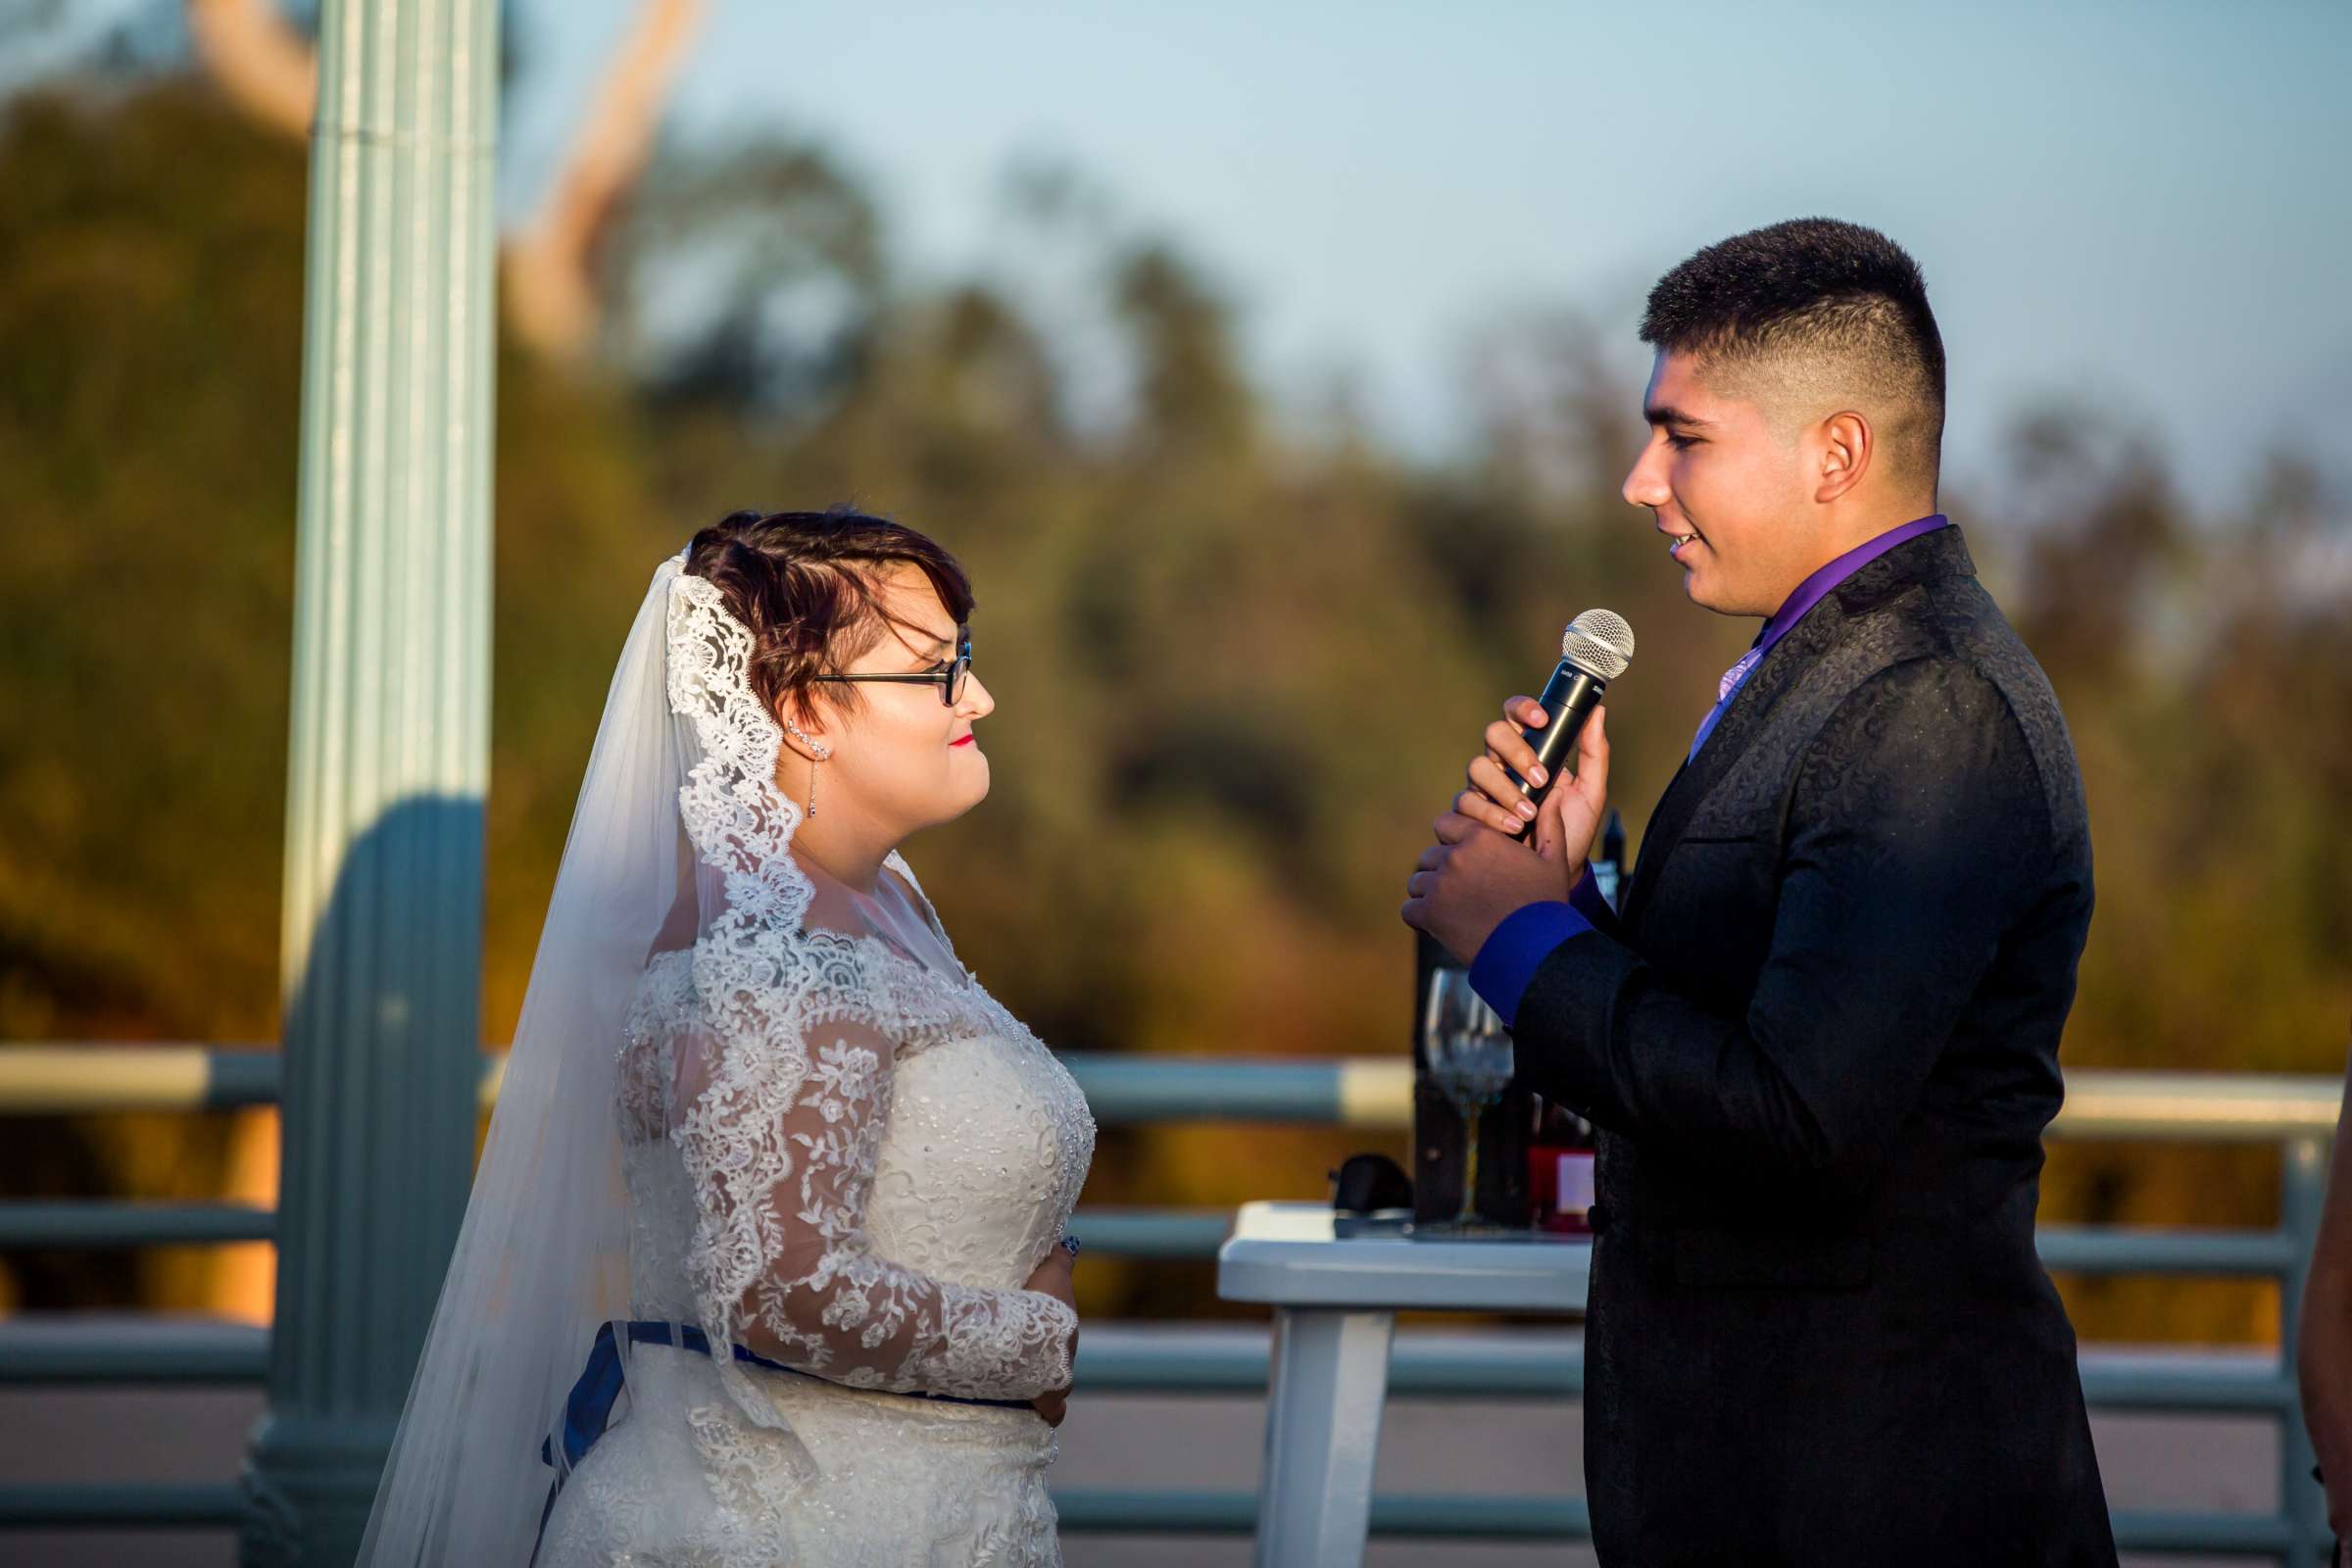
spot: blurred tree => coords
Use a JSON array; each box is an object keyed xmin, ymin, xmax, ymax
[{"xmin": 608, "ymin": 132, "xmax": 885, "ymax": 417}]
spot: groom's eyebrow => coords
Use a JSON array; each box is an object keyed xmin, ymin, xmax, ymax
[{"xmin": 1645, "ymin": 404, "xmax": 1713, "ymax": 428}]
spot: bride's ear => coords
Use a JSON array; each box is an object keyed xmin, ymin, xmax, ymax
[{"xmin": 774, "ymin": 696, "xmax": 833, "ymax": 761}]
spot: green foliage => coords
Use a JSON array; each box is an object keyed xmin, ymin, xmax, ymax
[
  {"xmin": 0, "ymin": 81, "xmax": 306, "ymax": 1037},
  {"xmin": 2, "ymin": 76, "xmax": 2345, "ymax": 1335}
]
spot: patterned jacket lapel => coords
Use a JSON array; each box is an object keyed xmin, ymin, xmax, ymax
[{"xmin": 1619, "ymin": 528, "xmax": 1976, "ymax": 934}]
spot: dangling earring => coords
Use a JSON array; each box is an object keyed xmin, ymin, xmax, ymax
[{"xmin": 781, "ymin": 720, "xmax": 830, "ymax": 817}]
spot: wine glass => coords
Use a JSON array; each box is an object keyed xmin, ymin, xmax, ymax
[{"xmin": 1422, "ymin": 967, "xmax": 1515, "ymax": 1232}]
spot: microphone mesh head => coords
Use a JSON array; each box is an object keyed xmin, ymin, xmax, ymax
[{"xmin": 1560, "ymin": 609, "xmax": 1635, "ymax": 680}]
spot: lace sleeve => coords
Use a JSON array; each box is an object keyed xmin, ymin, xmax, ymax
[{"xmin": 664, "ymin": 966, "xmax": 1078, "ymax": 1405}]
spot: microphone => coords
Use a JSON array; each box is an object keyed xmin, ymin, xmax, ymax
[{"xmin": 1502, "ymin": 609, "xmax": 1635, "ymax": 813}]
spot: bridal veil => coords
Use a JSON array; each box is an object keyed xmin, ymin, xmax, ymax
[{"xmin": 353, "ymin": 549, "xmax": 1077, "ymax": 1564}]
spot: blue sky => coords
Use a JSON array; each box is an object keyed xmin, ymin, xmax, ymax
[
  {"xmin": 37, "ymin": 0, "xmax": 2352, "ymax": 512},
  {"xmin": 499, "ymin": 0, "xmax": 2352, "ymax": 514}
]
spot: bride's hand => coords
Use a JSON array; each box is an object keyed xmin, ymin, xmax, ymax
[{"xmin": 1023, "ymin": 1243, "xmax": 1078, "ymax": 1428}]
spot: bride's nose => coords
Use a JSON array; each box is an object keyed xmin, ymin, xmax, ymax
[{"xmin": 961, "ymin": 671, "xmax": 997, "ymax": 720}]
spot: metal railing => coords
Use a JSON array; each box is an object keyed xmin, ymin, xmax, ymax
[{"xmin": 0, "ymin": 1044, "xmax": 2342, "ymax": 1558}]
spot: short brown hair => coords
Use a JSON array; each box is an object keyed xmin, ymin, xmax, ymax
[{"xmin": 683, "ymin": 506, "xmax": 975, "ymax": 724}]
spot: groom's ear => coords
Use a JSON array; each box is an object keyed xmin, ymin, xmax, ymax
[{"xmin": 1811, "ymin": 409, "xmax": 1875, "ymax": 505}]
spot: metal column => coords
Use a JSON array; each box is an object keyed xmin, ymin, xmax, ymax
[{"xmin": 238, "ymin": 0, "xmax": 499, "ymax": 1561}]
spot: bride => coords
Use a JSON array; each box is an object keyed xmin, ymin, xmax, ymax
[{"xmin": 356, "ymin": 509, "xmax": 1097, "ymax": 1565}]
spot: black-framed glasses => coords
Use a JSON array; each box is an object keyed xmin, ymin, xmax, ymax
[{"xmin": 811, "ymin": 629, "xmax": 972, "ymax": 707}]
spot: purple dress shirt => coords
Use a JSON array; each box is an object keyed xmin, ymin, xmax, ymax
[{"xmin": 1468, "ymin": 514, "xmax": 1953, "ymax": 1028}]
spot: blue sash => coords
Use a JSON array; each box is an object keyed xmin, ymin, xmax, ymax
[{"xmin": 533, "ymin": 1319, "xmax": 1032, "ymax": 1556}]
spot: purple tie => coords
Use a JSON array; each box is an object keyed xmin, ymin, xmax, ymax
[
  {"xmin": 1681, "ymin": 514, "xmax": 1955, "ymax": 764},
  {"xmin": 1688, "ymin": 644, "xmax": 1765, "ymax": 761}
]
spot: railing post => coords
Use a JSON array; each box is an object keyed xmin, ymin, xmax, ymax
[
  {"xmin": 236, "ymin": 2, "xmax": 500, "ymax": 1564},
  {"xmin": 2282, "ymin": 1135, "xmax": 2330, "ymax": 1565}
]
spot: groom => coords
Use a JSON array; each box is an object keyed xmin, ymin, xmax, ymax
[{"xmin": 1403, "ymin": 219, "xmax": 2117, "ymax": 1566}]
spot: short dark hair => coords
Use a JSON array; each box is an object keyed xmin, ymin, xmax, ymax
[
  {"xmin": 1641, "ymin": 218, "xmax": 1945, "ymax": 488},
  {"xmin": 684, "ymin": 506, "xmax": 975, "ymax": 724}
]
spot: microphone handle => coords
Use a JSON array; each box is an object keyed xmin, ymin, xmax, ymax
[{"xmin": 1502, "ymin": 662, "xmax": 1608, "ymax": 809}]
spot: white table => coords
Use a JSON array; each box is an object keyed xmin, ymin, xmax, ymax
[{"xmin": 1214, "ymin": 1200, "xmax": 1592, "ymax": 1568}]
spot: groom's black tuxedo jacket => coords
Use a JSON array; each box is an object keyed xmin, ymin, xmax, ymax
[{"xmin": 1515, "ymin": 527, "xmax": 2118, "ymax": 1566}]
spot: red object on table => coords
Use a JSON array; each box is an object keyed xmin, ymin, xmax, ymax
[{"xmin": 1529, "ymin": 1102, "xmax": 1595, "ymax": 1235}]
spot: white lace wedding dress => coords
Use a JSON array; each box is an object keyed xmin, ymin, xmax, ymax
[
  {"xmin": 523, "ymin": 560, "xmax": 1098, "ymax": 1566},
  {"xmin": 531, "ymin": 852, "xmax": 1098, "ymax": 1567},
  {"xmin": 356, "ymin": 555, "xmax": 1095, "ymax": 1568}
]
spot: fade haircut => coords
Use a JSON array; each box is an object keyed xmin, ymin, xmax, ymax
[{"xmin": 1640, "ymin": 218, "xmax": 1945, "ymax": 493}]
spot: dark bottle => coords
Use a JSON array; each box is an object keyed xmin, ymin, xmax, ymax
[{"xmin": 1410, "ymin": 929, "xmax": 1533, "ymax": 1228}]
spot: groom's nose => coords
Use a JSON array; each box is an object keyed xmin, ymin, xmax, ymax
[{"xmin": 1623, "ymin": 436, "xmax": 1672, "ymax": 512}]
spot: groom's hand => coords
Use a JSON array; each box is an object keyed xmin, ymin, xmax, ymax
[
  {"xmin": 1401, "ymin": 696, "xmax": 1611, "ymax": 963},
  {"xmin": 1401, "ymin": 811, "xmax": 1578, "ymax": 967},
  {"xmin": 1458, "ymin": 700, "xmax": 1609, "ymax": 869}
]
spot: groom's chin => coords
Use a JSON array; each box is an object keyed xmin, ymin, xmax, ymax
[{"xmin": 1681, "ymin": 569, "xmax": 1746, "ymax": 616}]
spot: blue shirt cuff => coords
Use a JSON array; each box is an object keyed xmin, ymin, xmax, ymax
[
  {"xmin": 1568, "ymin": 863, "xmax": 1612, "ymax": 925},
  {"xmin": 1468, "ymin": 901, "xmax": 1592, "ymax": 1029}
]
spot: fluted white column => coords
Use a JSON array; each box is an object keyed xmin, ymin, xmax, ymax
[{"xmin": 240, "ymin": 0, "xmax": 498, "ymax": 1561}]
